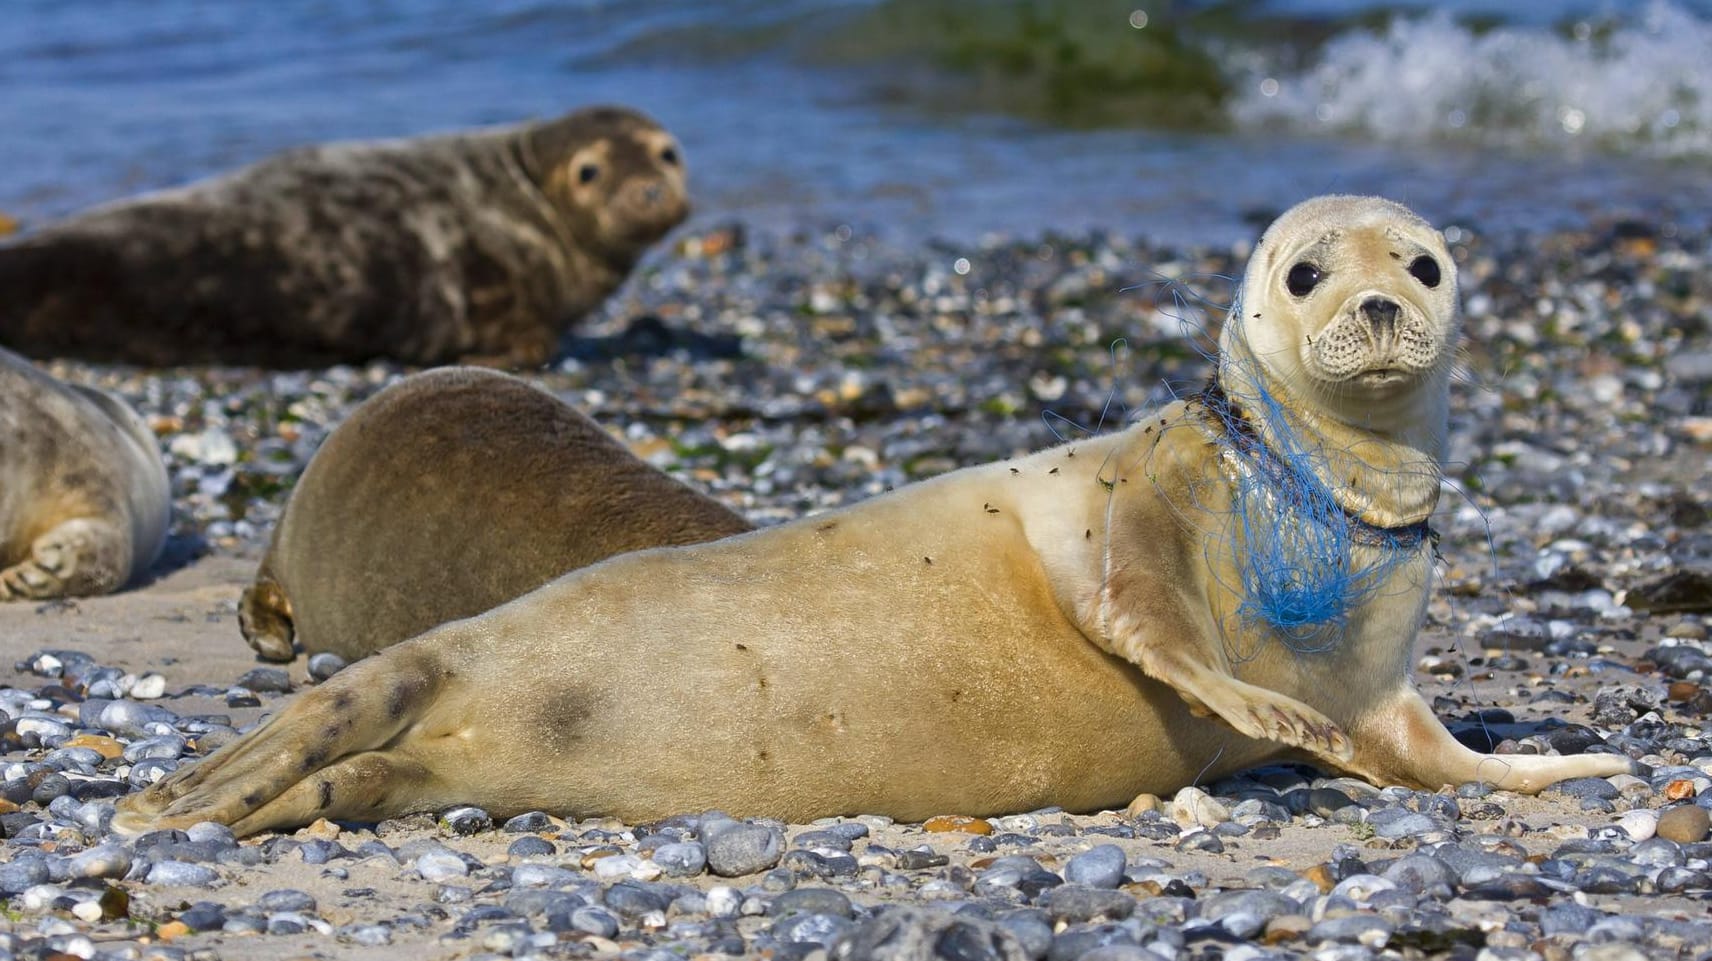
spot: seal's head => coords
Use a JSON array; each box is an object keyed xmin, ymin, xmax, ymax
[
  {"xmin": 1228, "ymin": 195, "xmax": 1459, "ymax": 437},
  {"xmin": 527, "ymin": 106, "xmax": 690, "ymax": 263}
]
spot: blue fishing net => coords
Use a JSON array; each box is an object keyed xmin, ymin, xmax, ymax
[{"xmin": 1195, "ymin": 328, "xmax": 1434, "ymax": 655}]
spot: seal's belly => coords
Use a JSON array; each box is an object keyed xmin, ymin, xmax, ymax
[{"xmin": 470, "ymin": 522, "xmax": 1289, "ymax": 821}]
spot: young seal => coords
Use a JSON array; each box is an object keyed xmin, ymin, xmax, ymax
[
  {"xmin": 0, "ymin": 107, "xmax": 687, "ymax": 368},
  {"xmin": 239, "ymin": 367, "xmax": 753, "ymax": 662},
  {"xmin": 0, "ymin": 347, "xmax": 170, "ymax": 600},
  {"xmin": 114, "ymin": 196, "xmax": 1630, "ymax": 837}
]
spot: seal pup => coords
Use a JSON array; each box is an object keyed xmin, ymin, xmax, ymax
[
  {"xmin": 239, "ymin": 367, "xmax": 753, "ymax": 662},
  {"xmin": 115, "ymin": 196, "xmax": 1629, "ymax": 837},
  {"xmin": 0, "ymin": 347, "xmax": 170, "ymax": 599},
  {"xmin": 0, "ymin": 107, "xmax": 687, "ymax": 368}
]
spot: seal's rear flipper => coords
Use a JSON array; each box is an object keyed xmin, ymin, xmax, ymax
[
  {"xmin": 239, "ymin": 575, "xmax": 298, "ymax": 662},
  {"xmin": 111, "ymin": 651, "xmax": 442, "ymax": 836},
  {"xmin": 1343, "ymin": 687, "xmax": 1634, "ymax": 793}
]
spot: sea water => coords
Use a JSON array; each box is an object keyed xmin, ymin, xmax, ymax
[{"xmin": 2, "ymin": 0, "xmax": 1708, "ymax": 245}]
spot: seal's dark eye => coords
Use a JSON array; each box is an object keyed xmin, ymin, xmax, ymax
[
  {"xmin": 1408, "ymin": 255, "xmax": 1441, "ymax": 289},
  {"xmin": 577, "ymin": 163, "xmax": 600, "ymax": 184},
  {"xmin": 1285, "ymin": 263, "xmax": 1322, "ymax": 297},
  {"xmin": 659, "ymin": 146, "xmax": 679, "ymax": 166}
]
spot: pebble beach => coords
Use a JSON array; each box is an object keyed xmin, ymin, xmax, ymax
[{"xmin": 2, "ymin": 213, "xmax": 1712, "ymax": 961}]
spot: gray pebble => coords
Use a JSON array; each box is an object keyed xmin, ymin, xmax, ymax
[
  {"xmin": 307, "ymin": 652, "xmax": 348, "ymax": 681},
  {"xmin": 773, "ymin": 911, "xmax": 855, "ymax": 946},
  {"xmin": 570, "ymin": 904, "xmax": 621, "ymax": 938},
  {"xmin": 652, "ymin": 840, "xmax": 708, "ymax": 877},
  {"xmin": 224, "ymin": 687, "xmax": 261, "ymax": 708},
  {"xmin": 1547, "ymin": 777, "xmax": 1620, "ymax": 800},
  {"xmin": 1367, "ymin": 808, "xmax": 1437, "ymax": 839},
  {"xmin": 65, "ymin": 843, "xmax": 131, "ymax": 880},
  {"xmin": 506, "ymin": 888, "xmax": 579, "ymax": 919},
  {"xmin": 771, "ymin": 887, "xmax": 854, "ymax": 918},
  {"xmin": 177, "ymin": 902, "xmax": 227, "ymax": 931},
  {"xmin": 147, "ymin": 860, "xmax": 220, "ymax": 887},
  {"xmin": 1201, "ymin": 889, "xmax": 1297, "ymax": 939},
  {"xmin": 438, "ymin": 806, "xmax": 493, "ymax": 835},
  {"xmin": 1063, "ymin": 844, "xmax": 1125, "ymax": 889},
  {"xmin": 1044, "ymin": 922, "xmax": 1138, "ymax": 961},
  {"xmin": 31, "ymin": 772, "xmax": 73, "ymax": 805},
  {"xmin": 705, "ymin": 821, "xmax": 784, "ymax": 877},
  {"xmin": 339, "ymin": 923, "xmax": 393, "ymax": 946},
  {"xmin": 606, "ymin": 880, "xmax": 671, "ymax": 918},
  {"xmin": 502, "ymin": 810, "xmax": 553, "ymax": 832},
  {"xmin": 185, "ymin": 821, "xmax": 238, "ymax": 846},
  {"xmin": 1381, "ymin": 854, "xmax": 1455, "ymax": 896},
  {"xmin": 507, "ymin": 836, "xmax": 556, "ymax": 859},
  {"xmin": 792, "ymin": 829, "xmax": 855, "ymax": 851},
  {"xmin": 1308, "ymin": 915, "xmax": 1393, "ymax": 945},
  {"xmin": 1175, "ymin": 830, "xmax": 1225, "ymax": 853},
  {"xmin": 236, "ymin": 667, "xmax": 292, "ymax": 693},
  {"xmin": 830, "ymin": 907, "xmax": 1030, "ymax": 961},
  {"xmin": 258, "ymin": 888, "xmax": 317, "ymax": 913},
  {"xmin": 994, "ymin": 910, "xmax": 1053, "ymax": 960},
  {"xmin": 41, "ymin": 746, "xmax": 104, "ymax": 772},
  {"xmin": 0, "ymin": 858, "xmax": 50, "ymax": 895},
  {"xmin": 266, "ymin": 912, "xmax": 309, "ymax": 935},
  {"xmin": 1043, "ymin": 885, "xmax": 1134, "ymax": 924},
  {"xmin": 1073, "ymin": 947, "xmax": 1156, "ymax": 961}
]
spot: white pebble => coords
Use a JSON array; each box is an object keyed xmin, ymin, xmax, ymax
[
  {"xmin": 1616, "ymin": 809, "xmax": 1658, "ymax": 842},
  {"xmin": 129, "ymin": 673, "xmax": 168, "ymax": 700},
  {"xmin": 705, "ymin": 885, "xmax": 743, "ymax": 918},
  {"xmin": 70, "ymin": 899, "xmax": 104, "ymax": 923},
  {"xmin": 414, "ymin": 850, "xmax": 469, "ymax": 881},
  {"xmin": 20, "ymin": 884, "xmax": 64, "ymax": 911},
  {"xmin": 591, "ymin": 854, "xmax": 644, "ymax": 880},
  {"xmin": 1170, "ymin": 786, "xmax": 1230, "ymax": 829}
]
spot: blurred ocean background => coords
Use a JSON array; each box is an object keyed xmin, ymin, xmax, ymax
[{"xmin": 3, "ymin": 0, "xmax": 1710, "ymax": 245}]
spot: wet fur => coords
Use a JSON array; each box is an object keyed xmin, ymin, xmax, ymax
[
  {"xmin": 0, "ymin": 107, "xmax": 688, "ymax": 367},
  {"xmin": 240, "ymin": 367, "xmax": 752, "ymax": 662},
  {"xmin": 0, "ymin": 347, "xmax": 169, "ymax": 599},
  {"xmin": 116, "ymin": 197, "xmax": 1629, "ymax": 836}
]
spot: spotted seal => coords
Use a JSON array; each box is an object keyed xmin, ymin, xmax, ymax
[{"xmin": 0, "ymin": 107, "xmax": 687, "ymax": 367}]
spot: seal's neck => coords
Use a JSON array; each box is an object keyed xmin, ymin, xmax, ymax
[{"xmin": 1207, "ymin": 354, "xmax": 1442, "ymax": 530}]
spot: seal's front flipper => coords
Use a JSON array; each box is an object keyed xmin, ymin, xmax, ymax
[
  {"xmin": 1149, "ymin": 648, "xmax": 1352, "ymax": 762},
  {"xmin": 1343, "ymin": 687, "xmax": 1633, "ymax": 793},
  {"xmin": 1106, "ymin": 605, "xmax": 1353, "ymax": 763},
  {"xmin": 0, "ymin": 517, "xmax": 127, "ymax": 600},
  {"xmin": 112, "ymin": 652, "xmax": 441, "ymax": 835}
]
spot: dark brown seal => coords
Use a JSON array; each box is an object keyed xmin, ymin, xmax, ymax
[
  {"xmin": 0, "ymin": 107, "xmax": 687, "ymax": 367},
  {"xmin": 239, "ymin": 367, "xmax": 752, "ymax": 662}
]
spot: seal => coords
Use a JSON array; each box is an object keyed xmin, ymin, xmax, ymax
[
  {"xmin": 0, "ymin": 106, "xmax": 687, "ymax": 368},
  {"xmin": 115, "ymin": 196, "xmax": 1630, "ymax": 837},
  {"xmin": 0, "ymin": 346, "xmax": 170, "ymax": 600},
  {"xmin": 239, "ymin": 366, "xmax": 753, "ymax": 662}
]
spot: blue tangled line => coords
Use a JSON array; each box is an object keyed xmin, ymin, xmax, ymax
[{"xmin": 1198, "ymin": 373, "xmax": 1431, "ymax": 652}]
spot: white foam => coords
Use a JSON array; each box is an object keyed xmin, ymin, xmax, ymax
[{"xmin": 1232, "ymin": 1, "xmax": 1712, "ymax": 158}]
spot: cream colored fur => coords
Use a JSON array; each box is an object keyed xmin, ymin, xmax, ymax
[{"xmin": 114, "ymin": 196, "xmax": 1628, "ymax": 837}]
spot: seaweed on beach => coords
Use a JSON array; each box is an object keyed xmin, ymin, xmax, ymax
[{"xmin": 813, "ymin": 0, "xmax": 1233, "ymax": 129}]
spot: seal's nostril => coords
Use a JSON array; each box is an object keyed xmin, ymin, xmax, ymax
[{"xmin": 1361, "ymin": 296, "xmax": 1400, "ymax": 335}]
